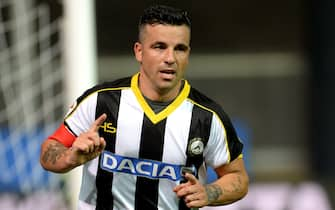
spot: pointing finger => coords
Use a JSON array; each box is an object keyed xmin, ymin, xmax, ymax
[{"xmin": 89, "ymin": 113, "xmax": 107, "ymax": 132}]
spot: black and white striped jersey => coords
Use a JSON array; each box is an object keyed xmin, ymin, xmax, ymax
[{"xmin": 64, "ymin": 73, "xmax": 243, "ymax": 210}]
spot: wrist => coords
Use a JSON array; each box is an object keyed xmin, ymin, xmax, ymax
[
  {"xmin": 65, "ymin": 147, "xmax": 80, "ymax": 169},
  {"xmin": 205, "ymin": 184, "xmax": 223, "ymax": 205}
]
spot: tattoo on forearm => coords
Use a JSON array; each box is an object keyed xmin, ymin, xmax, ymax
[
  {"xmin": 42, "ymin": 142, "xmax": 67, "ymax": 165},
  {"xmin": 223, "ymin": 175, "xmax": 243, "ymax": 194},
  {"xmin": 207, "ymin": 175, "xmax": 243, "ymax": 204},
  {"xmin": 230, "ymin": 175, "xmax": 243, "ymax": 193},
  {"xmin": 206, "ymin": 184, "xmax": 222, "ymax": 203}
]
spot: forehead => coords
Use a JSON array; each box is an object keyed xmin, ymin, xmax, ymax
[{"xmin": 141, "ymin": 24, "xmax": 190, "ymax": 45}]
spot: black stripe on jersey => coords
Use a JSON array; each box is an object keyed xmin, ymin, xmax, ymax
[
  {"xmin": 188, "ymin": 87, "xmax": 243, "ymax": 161},
  {"xmin": 76, "ymin": 77, "xmax": 131, "ymax": 104},
  {"xmin": 179, "ymin": 104, "xmax": 212, "ymax": 210},
  {"xmin": 186, "ymin": 105, "xmax": 212, "ymax": 168},
  {"xmin": 135, "ymin": 115, "xmax": 166, "ymax": 210},
  {"xmin": 95, "ymin": 87, "xmax": 123, "ymax": 210}
]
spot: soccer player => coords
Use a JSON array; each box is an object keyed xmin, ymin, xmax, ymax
[{"xmin": 40, "ymin": 4, "xmax": 249, "ymax": 210}]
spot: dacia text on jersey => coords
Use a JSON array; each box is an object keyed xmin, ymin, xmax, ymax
[{"xmin": 101, "ymin": 151, "xmax": 183, "ymax": 181}]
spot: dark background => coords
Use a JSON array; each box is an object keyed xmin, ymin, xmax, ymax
[{"xmin": 95, "ymin": 0, "xmax": 305, "ymax": 55}]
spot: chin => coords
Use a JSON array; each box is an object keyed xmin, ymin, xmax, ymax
[{"xmin": 157, "ymin": 83, "xmax": 179, "ymax": 94}]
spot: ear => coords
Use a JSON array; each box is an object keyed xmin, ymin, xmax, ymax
[{"xmin": 134, "ymin": 42, "xmax": 142, "ymax": 63}]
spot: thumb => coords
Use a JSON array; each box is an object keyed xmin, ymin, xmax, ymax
[
  {"xmin": 99, "ymin": 137, "xmax": 106, "ymax": 150},
  {"xmin": 184, "ymin": 173, "xmax": 198, "ymax": 184}
]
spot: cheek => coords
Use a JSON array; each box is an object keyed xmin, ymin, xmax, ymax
[
  {"xmin": 178, "ymin": 56, "xmax": 189, "ymax": 69},
  {"xmin": 143, "ymin": 53, "xmax": 161, "ymax": 66},
  {"xmin": 141, "ymin": 59, "xmax": 157, "ymax": 74}
]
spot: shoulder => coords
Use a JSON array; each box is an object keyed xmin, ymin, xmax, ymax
[
  {"xmin": 188, "ymin": 87, "xmax": 216, "ymax": 107},
  {"xmin": 187, "ymin": 86, "xmax": 230, "ymax": 122},
  {"xmin": 188, "ymin": 85, "xmax": 243, "ymax": 161},
  {"xmin": 76, "ymin": 76, "xmax": 132, "ymax": 103}
]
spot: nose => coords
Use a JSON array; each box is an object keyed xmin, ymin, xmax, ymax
[{"xmin": 164, "ymin": 49, "xmax": 176, "ymax": 65}]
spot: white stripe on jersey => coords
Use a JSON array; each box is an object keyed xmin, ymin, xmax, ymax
[
  {"xmin": 65, "ymin": 92, "xmax": 98, "ymax": 136},
  {"xmin": 205, "ymin": 114, "xmax": 231, "ymax": 167},
  {"xmin": 112, "ymin": 89, "xmax": 143, "ymax": 209},
  {"xmin": 159, "ymin": 101, "xmax": 193, "ymax": 209}
]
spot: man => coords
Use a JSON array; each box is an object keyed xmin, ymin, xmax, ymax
[{"xmin": 40, "ymin": 4, "xmax": 249, "ymax": 210}]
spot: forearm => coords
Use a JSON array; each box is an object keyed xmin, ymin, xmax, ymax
[
  {"xmin": 206, "ymin": 170, "xmax": 248, "ymax": 206},
  {"xmin": 40, "ymin": 139, "xmax": 78, "ymax": 173}
]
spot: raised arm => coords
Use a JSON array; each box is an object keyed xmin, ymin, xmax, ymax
[{"xmin": 40, "ymin": 114, "xmax": 107, "ymax": 173}]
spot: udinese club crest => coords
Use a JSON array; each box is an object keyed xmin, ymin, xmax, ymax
[{"xmin": 187, "ymin": 137, "xmax": 205, "ymax": 156}]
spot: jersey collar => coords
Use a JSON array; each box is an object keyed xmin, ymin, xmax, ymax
[{"xmin": 131, "ymin": 72, "xmax": 191, "ymax": 124}]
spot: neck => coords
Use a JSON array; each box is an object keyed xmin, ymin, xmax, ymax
[{"xmin": 138, "ymin": 75, "xmax": 182, "ymax": 102}]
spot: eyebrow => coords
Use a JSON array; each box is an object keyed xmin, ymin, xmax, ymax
[{"xmin": 150, "ymin": 41, "xmax": 189, "ymax": 49}]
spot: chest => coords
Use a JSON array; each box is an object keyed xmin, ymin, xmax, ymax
[{"xmin": 97, "ymin": 90, "xmax": 212, "ymax": 165}]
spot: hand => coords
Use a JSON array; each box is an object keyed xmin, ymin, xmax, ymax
[
  {"xmin": 173, "ymin": 172, "xmax": 209, "ymax": 208},
  {"xmin": 68, "ymin": 113, "xmax": 107, "ymax": 166}
]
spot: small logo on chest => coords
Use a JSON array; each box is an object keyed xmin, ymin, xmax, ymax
[
  {"xmin": 99, "ymin": 122, "xmax": 117, "ymax": 134},
  {"xmin": 188, "ymin": 137, "xmax": 205, "ymax": 156}
]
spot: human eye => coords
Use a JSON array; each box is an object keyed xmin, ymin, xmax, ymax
[
  {"xmin": 152, "ymin": 42, "xmax": 166, "ymax": 50},
  {"xmin": 175, "ymin": 44, "xmax": 189, "ymax": 52}
]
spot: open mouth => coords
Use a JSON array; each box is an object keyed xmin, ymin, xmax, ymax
[
  {"xmin": 160, "ymin": 69, "xmax": 176, "ymax": 75},
  {"xmin": 159, "ymin": 70, "xmax": 176, "ymax": 81}
]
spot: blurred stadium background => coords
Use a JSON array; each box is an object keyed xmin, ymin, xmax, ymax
[{"xmin": 0, "ymin": 0, "xmax": 334, "ymax": 209}]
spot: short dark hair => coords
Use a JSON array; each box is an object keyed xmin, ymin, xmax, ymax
[{"xmin": 138, "ymin": 5, "xmax": 191, "ymax": 41}]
